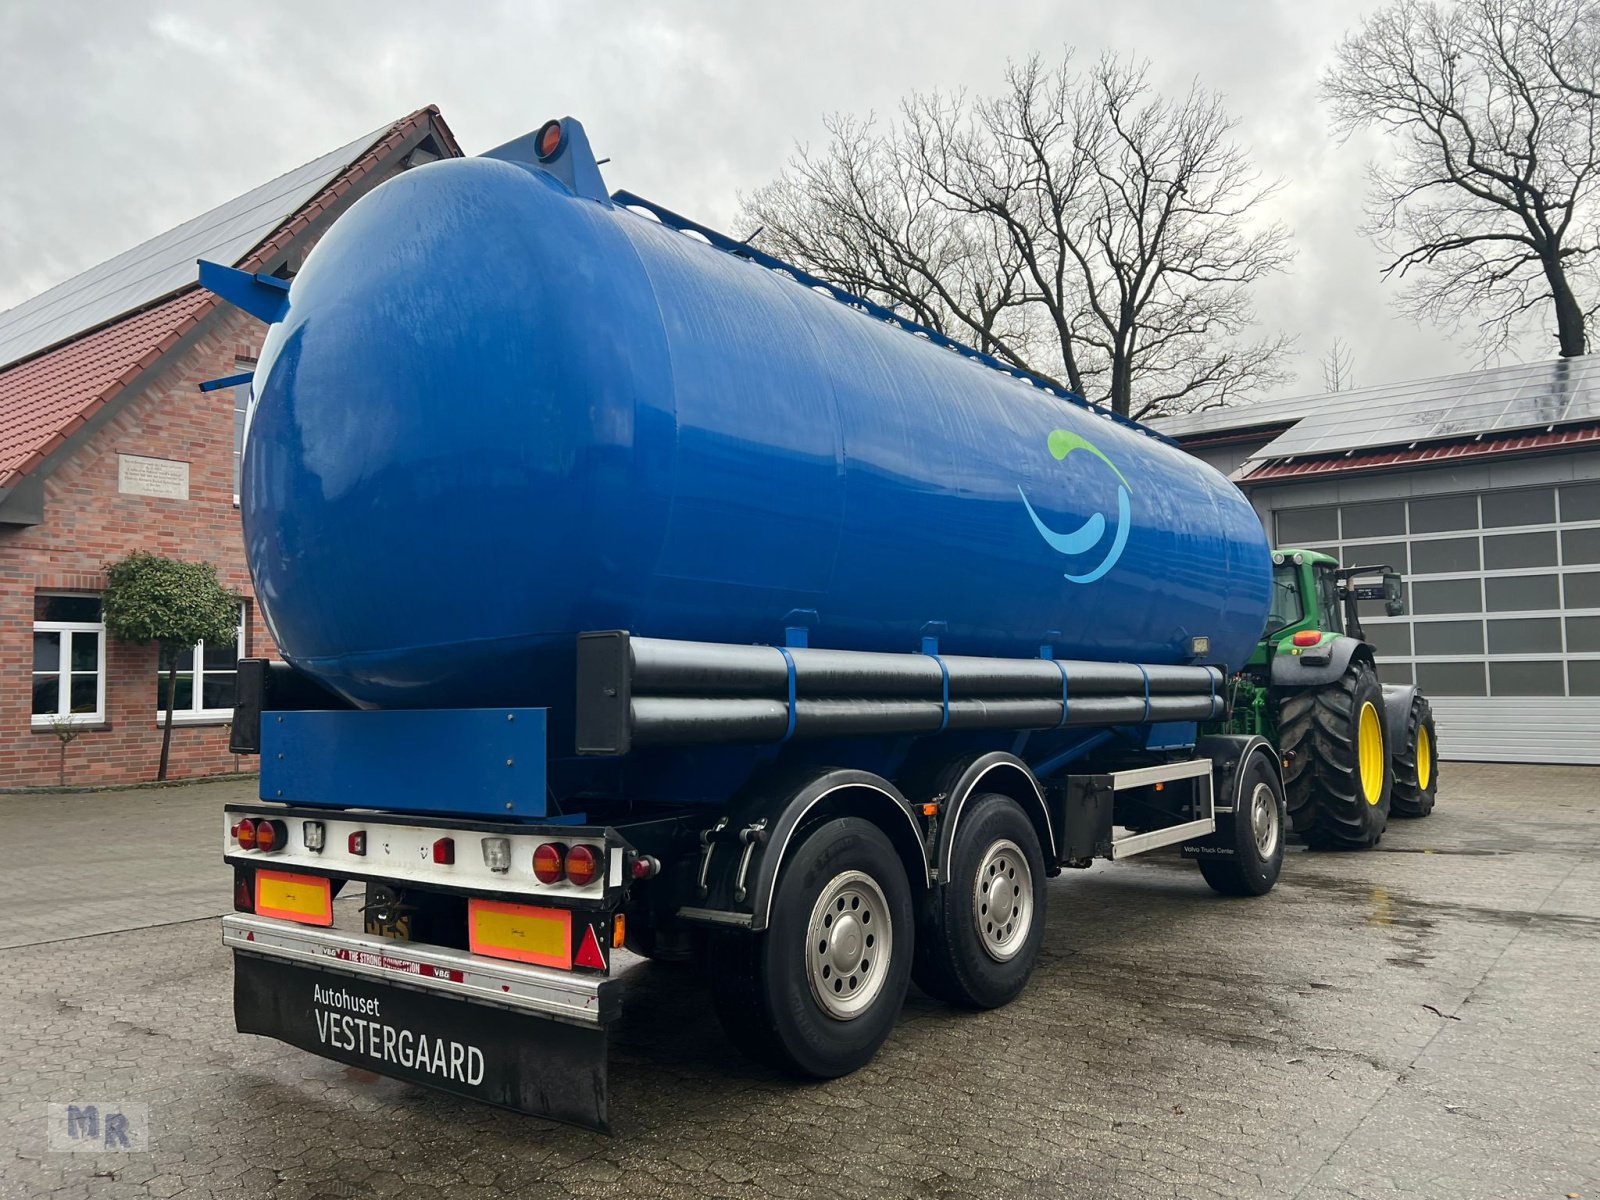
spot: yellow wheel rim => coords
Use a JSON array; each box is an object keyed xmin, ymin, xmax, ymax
[
  {"xmin": 1358, "ymin": 701, "xmax": 1384, "ymax": 806},
  {"xmin": 1417, "ymin": 723, "xmax": 1433, "ymax": 791}
]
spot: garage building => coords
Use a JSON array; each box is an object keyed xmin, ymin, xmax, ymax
[{"xmin": 1158, "ymin": 357, "xmax": 1600, "ymax": 765}]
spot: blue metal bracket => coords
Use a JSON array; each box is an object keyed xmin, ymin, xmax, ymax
[
  {"xmin": 482, "ymin": 117, "xmax": 612, "ymax": 206},
  {"xmin": 198, "ymin": 371, "xmax": 253, "ymax": 393},
  {"xmin": 608, "ymin": 190, "xmax": 1172, "ymax": 445},
  {"xmin": 782, "ymin": 608, "xmax": 818, "ymax": 649},
  {"xmin": 1030, "ymin": 729, "xmax": 1116, "ymax": 781},
  {"xmin": 198, "ymin": 261, "xmax": 290, "ymax": 325}
]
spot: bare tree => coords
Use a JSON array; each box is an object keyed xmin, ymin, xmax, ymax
[
  {"xmin": 1322, "ymin": 337, "xmax": 1358, "ymax": 391},
  {"xmin": 742, "ymin": 52, "xmax": 1295, "ymax": 419},
  {"xmin": 1325, "ymin": 0, "xmax": 1600, "ymax": 359}
]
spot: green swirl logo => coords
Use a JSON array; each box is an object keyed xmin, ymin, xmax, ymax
[{"xmin": 1018, "ymin": 430, "xmax": 1132, "ymax": 584}]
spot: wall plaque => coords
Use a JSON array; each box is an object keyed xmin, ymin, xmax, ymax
[{"xmin": 117, "ymin": 454, "xmax": 189, "ymax": 500}]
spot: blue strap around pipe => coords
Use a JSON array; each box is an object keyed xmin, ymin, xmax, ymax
[
  {"xmin": 1051, "ymin": 658, "xmax": 1070, "ymax": 727},
  {"xmin": 776, "ymin": 646, "xmax": 798, "ymax": 743},
  {"xmin": 1136, "ymin": 664, "xmax": 1151, "ymax": 723},
  {"xmin": 921, "ymin": 638, "xmax": 950, "ymax": 734}
]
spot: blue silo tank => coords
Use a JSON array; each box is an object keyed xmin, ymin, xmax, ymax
[{"xmin": 234, "ymin": 133, "xmax": 1270, "ymax": 713}]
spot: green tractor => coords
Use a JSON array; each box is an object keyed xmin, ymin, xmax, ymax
[{"xmin": 1213, "ymin": 548, "xmax": 1439, "ymax": 849}]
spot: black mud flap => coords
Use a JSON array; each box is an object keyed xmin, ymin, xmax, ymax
[{"xmin": 233, "ymin": 952, "xmax": 610, "ymax": 1131}]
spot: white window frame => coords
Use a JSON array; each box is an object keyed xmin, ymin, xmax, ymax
[
  {"xmin": 154, "ymin": 604, "xmax": 247, "ymax": 726},
  {"xmin": 32, "ymin": 598, "xmax": 107, "ymax": 728}
]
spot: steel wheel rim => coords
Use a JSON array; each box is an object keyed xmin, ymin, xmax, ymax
[
  {"xmin": 972, "ymin": 838, "xmax": 1033, "ymax": 962},
  {"xmin": 1249, "ymin": 781, "xmax": 1280, "ymax": 858},
  {"xmin": 805, "ymin": 869, "xmax": 892, "ymax": 1020},
  {"xmin": 1417, "ymin": 724, "xmax": 1433, "ymax": 791}
]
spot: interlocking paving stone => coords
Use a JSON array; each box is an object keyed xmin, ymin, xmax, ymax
[{"xmin": 1, "ymin": 763, "xmax": 1596, "ymax": 1198}]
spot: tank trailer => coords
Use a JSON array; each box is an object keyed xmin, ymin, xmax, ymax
[{"xmin": 204, "ymin": 117, "xmax": 1437, "ymax": 1129}]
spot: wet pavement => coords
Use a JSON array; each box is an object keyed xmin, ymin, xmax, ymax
[{"xmin": 1, "ymin": 763, "xmax": 1596, "ymax": 1199}]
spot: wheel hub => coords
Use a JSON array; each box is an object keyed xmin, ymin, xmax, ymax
[
  {"xmin": 972, "ymin": 839, "xmax": 1034, "ymax": 963},
  {"xmin": 805, "ymin": 870, "xmax": 892, "ymax": 1021},
  {"xmin": 1249, "ymin": 781, "xmax": 1280, "ymax": 858}
]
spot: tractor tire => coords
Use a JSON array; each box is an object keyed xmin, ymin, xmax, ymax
[
  {"xmin": 1278, "ymin": 657, "xmax": 1391, "ymax": 850},
  {"xmin": 1390, "ymin": 693, "xmax": 1439, "ymax": 819}
]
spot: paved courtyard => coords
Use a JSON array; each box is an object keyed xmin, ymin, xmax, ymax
[{"xmin": 1, "ymin": 763, "xmax": 1596, "ymax": 1199}]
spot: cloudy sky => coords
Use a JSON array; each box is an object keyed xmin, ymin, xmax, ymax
[{"xmin": 0, "ymin": 0, "xmax": 1553, "ymax": 400}]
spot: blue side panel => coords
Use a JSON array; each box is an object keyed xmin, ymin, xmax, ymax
[{"xmin": 260, "ymin": 709, "xmax": 547, "ymax": 818}]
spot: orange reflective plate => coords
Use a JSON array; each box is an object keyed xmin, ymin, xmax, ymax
[
  {"xmin": 468, "ymin": 899, "xmax": 572, "ymax": 969},
  {"xmin": 255, "ymin": 869, "xmax": 333, "ymax": 926}
]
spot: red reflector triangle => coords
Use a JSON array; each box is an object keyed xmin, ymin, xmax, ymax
[{"xmin": 575, "ymin": 924, "xmax": 607, "ymax": 971}]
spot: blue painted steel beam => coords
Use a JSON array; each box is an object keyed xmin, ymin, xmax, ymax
[{"xmin": 198, "ymin": 261, "xmax": 290, "ymax": 325}]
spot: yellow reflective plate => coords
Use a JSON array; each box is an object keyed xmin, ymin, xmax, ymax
[
  {"xmin": 468, "ymin": 899, "xmax": 571, "ymax": 969},
  {"xmin": 255, "ymin": 869, "xmax": 333, "ymax": 927}
]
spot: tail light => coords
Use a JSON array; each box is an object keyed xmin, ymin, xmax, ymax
[
  {"xmin": 533, "ymin": 842, "xmax": 566, "ymax": 884},
  {"xmin": 348, "ymin": 831, "xmax": 367, "ymax": 856},
  {"xmin": 432, "ymin": 837, "xmax": 456, "ymax": 865},
  {"xmin": 236, "ymin": 818, "xmax": 258, "ymax": 850},
  {"xmin": 256, "ymin": 819, "xmax": 287, "ymax": 853},
  {"xmin": 536, "ymin": 118, "xmax": 564, "ymax": 161},
  {"xmin": 565, "ymin": 844, "xmax": 599, "ymax": 887}
]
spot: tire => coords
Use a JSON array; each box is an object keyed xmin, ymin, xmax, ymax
[
  {"xmin": 709, "ymin": 817, "xmax": 913, "ymax": 1078},
  {"xmin": 1196, "ymin": 754, "xmax": 1285, "ymax": 896},
  {"xmin": 1390, "ymin": 693, "xmax": 1439, "ymax": 819},
  {"xmin": 1278, "ymin": 657, "xmax": 1392, "ymax": 850},
  {"xmin": 913, "ymin": 794, "xmax": 1048, "ymax": 1010}
]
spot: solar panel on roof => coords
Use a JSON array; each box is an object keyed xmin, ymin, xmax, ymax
[
  {"xmin": 1251, "ymin": 357, "xmax": 1600, "ymax": 461},
  {"xmin": 0, "ymin": 124, "xmax": 386, "ymax": 371}
]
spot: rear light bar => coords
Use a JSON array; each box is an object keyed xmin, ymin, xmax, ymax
[{"xmin": 225, "ymin": 811, "xmax": 611, "ymax": 897}]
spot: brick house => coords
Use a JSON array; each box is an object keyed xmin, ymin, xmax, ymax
[{"xmin": 0, "ymin": 106, "xmax": 461, "ymax": 787}]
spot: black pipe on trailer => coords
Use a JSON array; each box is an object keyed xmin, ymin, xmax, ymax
[{"xmin": 577, "ymin": 632, "xmax": 1224, "ymax": 754}]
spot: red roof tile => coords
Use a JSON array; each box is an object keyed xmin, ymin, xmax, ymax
[
  {"xmin": 1239, "ymin": 421, "xmax": 1600, "ymax": 482},
  {"xmin": 0, "ymin": 105, "xmax": 460, "ymax": 489}
]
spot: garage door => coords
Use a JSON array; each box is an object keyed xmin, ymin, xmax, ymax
[{"xmin": 1274, "ymin": 480, "xmax": 1600, "ymax": 764}]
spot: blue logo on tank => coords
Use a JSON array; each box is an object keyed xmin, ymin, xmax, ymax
[{"xmin": 1019, "ymin": 430, "xmax": 1132, "ymax": 584}]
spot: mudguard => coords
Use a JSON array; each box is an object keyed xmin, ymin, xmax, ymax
[
  {"xmin": 1380, "ymin": 683, "xmax": 1418, "ymax": 753},
  {"xmin": 909, "ymin": 752, "xmax": 1056, "ymax": 884},
  {"xmin": 677, "ymin": 766, "xmax": 931, "ymax": 933},
  {"xmin": 1270, "ymin": 635, "xmax": 1370, "ymax": 689}
]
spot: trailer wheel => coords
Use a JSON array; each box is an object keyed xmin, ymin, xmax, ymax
[
  {"xmin": 1279, "ymin": 657, "xmax": 1391, "ymax": 849},
  {"xmin": 912, "ymin": 794, "xmax": 1047, "ymax": 1010},
  {"xmin": 1390, "ymin": 694, "xmax": 1439, "ymax": 819},
  {"xmin": 1196, "ymin": 754, "xmax": 1285, "ymax": 896},
  {"xmin": 709, "ymin": 817, "xmax": 912, "ymax": 1078}
]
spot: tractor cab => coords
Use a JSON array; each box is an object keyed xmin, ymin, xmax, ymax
[{"xmin": 1261, "ymin": 548, "xmax": 1406, "ymax": 655}]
